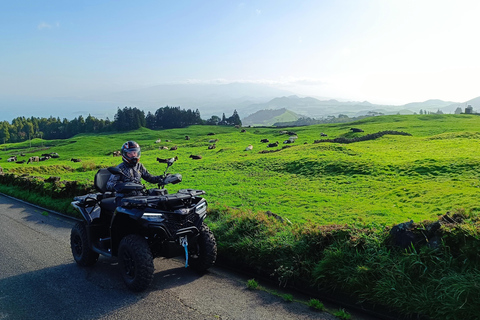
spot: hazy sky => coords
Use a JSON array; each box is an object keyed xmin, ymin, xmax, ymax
[{"xmin": 1, "ymin": 0, "xmax": 480, "ymax": 109}]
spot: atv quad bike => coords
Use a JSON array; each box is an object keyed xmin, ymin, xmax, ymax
[{"xmin": 70, "ymin": 157, "xmax": 217, "ymax": 291}]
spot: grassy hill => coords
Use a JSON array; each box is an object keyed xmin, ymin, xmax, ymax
[
  {"xmin": 1, "ymin": 113, "xmax": 480, "ymax": 227},
  {"xmin": 1, "ymin": 113, "xmax": 480, "ymax": 319},
  {"xmin": 241, "ymin": 108, "xmax": 302, "ymax": 126}
]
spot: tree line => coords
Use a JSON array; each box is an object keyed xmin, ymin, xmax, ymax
[{"xmin": 0, "ymin": 106, "xmax": 242, "ymax": 144}]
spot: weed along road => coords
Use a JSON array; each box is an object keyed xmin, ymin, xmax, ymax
[{"xmin": 0, "ymin": 194, "xmax": 381, "ymax": 320}]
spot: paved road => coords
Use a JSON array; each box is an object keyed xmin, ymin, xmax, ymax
[{"xmin": 0, "ymin": 194, "xmax": 380, "ymax": 320}]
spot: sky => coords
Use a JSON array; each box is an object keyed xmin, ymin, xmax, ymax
[{"xmin": 1, "ymin": 0, "xmax": 480, "ymax": 121}]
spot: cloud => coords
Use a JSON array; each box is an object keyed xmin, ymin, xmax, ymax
[
  {"xmin": 37, "ymin": 21, "xmax": 59, "ymax": 30},
  {"xmin": 290, "ymin": 78, "xmax": 326, "ymax": 86},
  {"xmin": 177, "ymin": 77, "xmax": 327, "ymax": 87},
  {"xmin": 255, "ymin": 9, "xmax": 261, "ymax": 15}
]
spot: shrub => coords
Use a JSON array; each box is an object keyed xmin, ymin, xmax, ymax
[
  {"xmin": 246, "ymin": 279, "xmax": 259, "ymax": 290},
  {"xmin": 307, "ymin": 299, "xmax": 325, "ymax": 311}
]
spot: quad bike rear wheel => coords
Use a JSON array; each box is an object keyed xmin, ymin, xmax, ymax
[
  {"xmin": 118, "ymin": 234, "xmax": 154, "ymax": 292},
  {"xmin": 70, "ymin": 221, "xmax": 99, "ymax": 266}
]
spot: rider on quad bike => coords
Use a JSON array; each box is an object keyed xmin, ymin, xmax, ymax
[
  {"xmin": 107, "ymin": 141, "xmax": 164, "ymax": 193},
  {"xmin": 70, "ymin": 141, "xmax": 217, "ymax": 292}
]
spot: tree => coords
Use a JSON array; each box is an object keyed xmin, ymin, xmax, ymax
[
  {"xmin": 0, "ymin": 121, "xmax": 10, "ymax": 144},
  {"xmin": 152, "ymin": 106, "xmax": 202, "ymax": 129},
  {"xmin": 206, "ymin": 115, "xmax": 221, "ymax": 125},
  {"xmin": 146, "ymin": 111, "xmax": 156, "ymax": 129},
  {"xmin": 85, "ymin": 114, "xmax": 95, "ymax": 132},
  {"xmin": 114, "ymin": 107, "xmax": 145, "ymax": 131},
  {"xmin": 23, "ymin": 122, "xmax": 34, "ymax": 140},
  {"xmin": 228, "ymin": 110, "xmax": 242, "ymax": 126}
]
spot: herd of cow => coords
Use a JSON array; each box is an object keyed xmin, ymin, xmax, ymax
[
  {"xmin": 152, "ymin": 129, "xmax": 305, "ymax": 159},
  {"xmin": 1, "ymin": 128, "xmax": 338, "ymax": 168},
  {"xmin": 2, "ymin": 152, "xmax": 62, "ymax": 164}
]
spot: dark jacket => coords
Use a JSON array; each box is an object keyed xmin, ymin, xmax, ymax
[{"xmin": 106, "ymin": 162, "xmax": 163, "ymax": 191}]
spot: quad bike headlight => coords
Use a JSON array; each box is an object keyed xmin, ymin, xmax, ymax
[
  {"xmin": 195, "ymin": 202, "xmax": 207, "ymax": 215},
  {"xmin": 142, "ymin": 212, "xmax": 165, "ymax": 222}
]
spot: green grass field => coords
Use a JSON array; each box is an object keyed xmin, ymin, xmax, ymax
[
  {"xmin": 2, "ymin": 113, "xmax": 480, "ymax": 319},
  {"xmin": 2, "ymin": 113, "xmax": 480, "ymax": 227}
]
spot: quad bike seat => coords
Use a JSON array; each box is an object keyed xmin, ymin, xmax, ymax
[
  {"xmin": 94, "ymin": 168, "xmax": 112, "ymax": 193},
  {"xmin": 94, "ymin": 168, "xmax": 117, "ymax": 217}
]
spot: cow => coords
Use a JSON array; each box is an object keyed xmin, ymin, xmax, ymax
[
  {"xmin": 155, "ymin": 139, "xmax": 161, "ymax": 143},
  {"xmin": 260, "ymin": 139, "xmax": 269, "ymax": 143},
  {"xmin": 208, "ymin": 144, "xmax": 216, "ymax": 150},
  {"xmin": 320, "ymin": 132, "xmax": 328, "ymax": 137},
  {"xmin": 267, "ymin": 141, "xmax": 279, "ymax": 148},
  {"xmin": 27, "ymin": 156, "xmax": 40, "ymax": 164},
  {"xmin": 15, "ymin": 160, "xmax": 26, "ymax": 164},
  {"xmin": 113, "ymin": 151, "xmax": 121, "ymax": 157},
  {"xmin": 245, "ymin": 145, "xmax": 253, "ymax": 151},
  {"xmin": 185, "ymin": 136, "xmax": 190, "ymax": 140},
  {"xmin": 49, "ymin": 152, "xmax": 60, "ymax": 158},
  {"xmin": 170, "ymin": 145, "xmax": 178, "ymax": 151},
  {"xmin": 351, "ymin": 128, "xmax": 364, "ymax": 133},
  {"xmin": 189, "ymin": 155, "xmax": 202, "ymax": 160},
  {"xmin": 7, "ymin": 156, "xmax": 17, "ymax": 162},
  {"xmin": 209, "ymin": 139, "xmax": 219, "ymax": 143},
  {"xmin": 240, "ymin": 129, "xmax": 246, "ymax": 133},
  {"xmin": 157, "ymin": 156, "xmax": 178, "ymax": 163},
  {"xmin": 70, "ymin": 158, "xmax": 81, "ymax": 162}
]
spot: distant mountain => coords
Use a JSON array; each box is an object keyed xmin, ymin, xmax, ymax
[
  {"xmin": 1, "ymin": 81, "xmax": 477, "ymax": 123},
  {"xmin": 240, "ymin": 96, "xmax": 470, "ymax": 126},
  {"xmin": 241, "ymin": 96, "xmax": 400, "ymax": 121},
  {"xmin": 402, "ymin": 99, "xmax": 458, "ymax": 114},
  {"xmin": 242, "ymin": 108, "xmax": 302, "ymax": 126}
]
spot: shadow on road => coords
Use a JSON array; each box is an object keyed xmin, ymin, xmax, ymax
[{"xmin": 0, "ymin": 256, "xmax": 207, "ymax": 320}]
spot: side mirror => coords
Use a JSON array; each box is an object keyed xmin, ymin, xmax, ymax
[{"xmin": 164, "ymin": 173, "xmax": 182, "ymax": 185}]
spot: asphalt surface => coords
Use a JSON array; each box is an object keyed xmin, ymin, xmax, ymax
[{"xmin": 0, "ymin": 194, "xmax": 383, "ymax": 320}]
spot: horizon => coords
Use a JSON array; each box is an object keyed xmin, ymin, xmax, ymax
[
  {"xmin": 0, "ymin": 88, "xmax": 471, "ymax": 124},
  {"xmin": 1, "ymin": 1, "xmax": 480, "ymax": 121}
]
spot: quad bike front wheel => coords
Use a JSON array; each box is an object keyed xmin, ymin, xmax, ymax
[
  {"xmin": 189, "ymin": 223, "xmax": 217, "ymax": 273},
  {"xmin": 70, "ymin": 221, "xmax": 99, "ymax": 266},
  {"xmin": 118, "ymin": 234, "xmax": 154, "ymax": 292}
]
